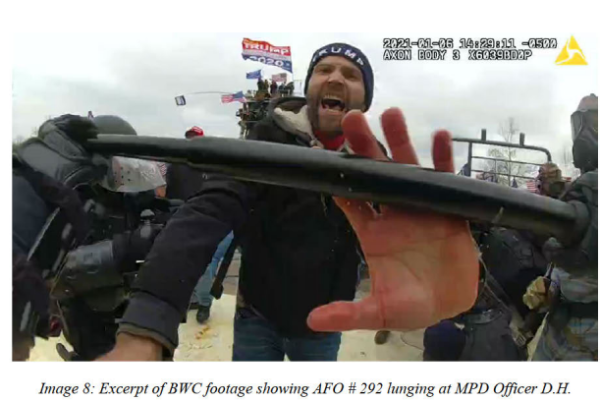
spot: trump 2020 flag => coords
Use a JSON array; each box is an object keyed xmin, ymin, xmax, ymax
[
  {"xmin": 246, "ymin": 69, "xmax": 262, "ymax": 79},
  {"xmin": 242, "ymin": 38, "xmax": 293, "ymax": 73},
  {"xmin": 174, "ymin": 95, "xmax": 187, "ymax": 106},
  {"xmin": 221, "ymin": 91, "xmax": 246, "ymax": 104}
]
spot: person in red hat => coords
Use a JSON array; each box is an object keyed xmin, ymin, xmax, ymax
[
  {"xmin": 166, "ymin": 127, "xmax": 205, "ymax": 199},
  {"xmin": 185, "ymin": 126, "xmax": 204, "ymax": 138}
]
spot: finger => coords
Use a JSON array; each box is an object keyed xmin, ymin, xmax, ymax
[
  {"xmin": 307, "ymin": 297, "xmax": 383, "ymax": 332},
  {"xmin": 380, "ymin": 108, "xmax": 419, "ymax": 165},
  {"xmin": 342, "ymin": 110, "xmax": 387, "ymax": 161},
  {"xmin": 333, "ymin": 197, "xmax": 377, "ymax": 232},
  {"xmin": 432, "ymin": 130, "xmax": 454, "ymax": 173}
]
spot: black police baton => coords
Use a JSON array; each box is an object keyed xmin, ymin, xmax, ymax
[{"xmin": 83, "ymin": 135, "xmax": 589, "ymax": 246}]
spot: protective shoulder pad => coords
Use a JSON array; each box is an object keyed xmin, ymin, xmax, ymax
[{"xmin": 16, "ymin": 127, "xmax": 107, "ymax": 189}]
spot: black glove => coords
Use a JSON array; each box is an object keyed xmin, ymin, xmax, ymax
[
  {"xmin": 113, "ymin": 223, "xmax": 163, "ymax": 273},
  {"xmin": 56, "ymin": 220, "xmax": 163, "ymax": 299},
  {"xmin": 54, "ymin": 241, "xmax": 123, "ymax": 300}
]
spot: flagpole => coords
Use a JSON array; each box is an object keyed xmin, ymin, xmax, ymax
[
  {"xmin": 174, "ymin": 91, "xmax": 247, "ymax": 107},
  {"xmin": 187, "ymin": 91, "xmax": 233, "ymax": 95}
]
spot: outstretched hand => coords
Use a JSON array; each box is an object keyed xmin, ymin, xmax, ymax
[{"xmin": 307, "ymin": 108, "xmax": 479, "ymax": 332}]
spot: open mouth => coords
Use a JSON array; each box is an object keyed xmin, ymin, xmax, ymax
[{"xmin": 320, "ymin": 95, "xmax": 347, "ymax": 113}]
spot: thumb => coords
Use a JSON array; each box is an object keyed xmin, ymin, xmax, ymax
[
  {"xmin": 332, "ymin": 197, "xmax": 376, "ymax": 234},
  {"xmin": 307, "ymin": 297, "xmax": 383, "ymax": 332}
]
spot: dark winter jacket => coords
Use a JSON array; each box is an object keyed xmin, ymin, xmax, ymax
[
  {"xmin": 119, "ymin": 97, "xmax": 363, "ymax": 355},
  {"xmin": 165, "ymin": 163, "xmax": 208, "ymax": 201}
]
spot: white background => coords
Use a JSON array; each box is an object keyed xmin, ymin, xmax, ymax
[{"xmin": 2, "ymin": 0, "xmax": 599, "ymax": 399}]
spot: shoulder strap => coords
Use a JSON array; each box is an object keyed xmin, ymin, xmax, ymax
[
  {"xmin": 210, "ymin": 236, "xmax": 239, "ymax": 299},
  {"xmin": 14, "ymin": 159, "xmax": 90, "ymax": 242}
]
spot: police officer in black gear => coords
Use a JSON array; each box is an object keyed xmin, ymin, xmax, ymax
[
  {"xmin": 12, "ymin": 114, "xmax": 163, "ymax": 360},
  {"xmin": 13, "ymin": 114, "xmax": 102, "ymax": 360}
]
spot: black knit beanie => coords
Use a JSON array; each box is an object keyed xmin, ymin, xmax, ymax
[{"xmin": 304, "ymin": 43, "xmax": 374, "ymax": 111}]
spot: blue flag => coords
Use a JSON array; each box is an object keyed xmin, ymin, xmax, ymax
[
  {"xmin": 246, "ymin": 69, "xmax": 262, "ymax": 79},
  {"xmin": 174, "ymin": 95, "xmax": 187, "ymax": 106}
]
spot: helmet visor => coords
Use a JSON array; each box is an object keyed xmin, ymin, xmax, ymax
[
  {"xmin": 101, "ymin": 156, "xmax": 166, "ymax": 193},
  {"xmin": 571, "ymin": 110, "xmax": 598, "ymax": 141}
]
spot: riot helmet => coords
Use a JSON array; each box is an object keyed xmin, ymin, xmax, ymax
[
  {"xmin": 92, "ymin": 115, "xmax": 138, "ymax": 136},
  {"xmin": 571, "ymin": 94, "xmax": 598, "ymax": 173},
  {"xmin": 91, "ymin": 115, "xmax": 165, "ymax": 192}
]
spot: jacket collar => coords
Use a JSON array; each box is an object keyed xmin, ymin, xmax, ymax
[{"xmin": 268, "ymin": 97, "xmax": 354, "ymax": 154}]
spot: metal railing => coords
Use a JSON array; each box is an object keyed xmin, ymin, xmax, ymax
[{"xmin": 453, "ymin": 129, "xmax": 552, "ymax": 182}]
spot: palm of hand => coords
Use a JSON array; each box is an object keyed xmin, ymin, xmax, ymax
[
  {"xmin": 356, "ymin": 206, "xmax": 477, "ymax": 330},
  {"xmin": 307, "ymin": 108, "xmax": 479, "ymax": 332}
]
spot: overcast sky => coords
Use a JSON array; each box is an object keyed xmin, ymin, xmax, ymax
[{"xmin": 12, "ymin": 32, "xmax": 598, "ymax": 175}]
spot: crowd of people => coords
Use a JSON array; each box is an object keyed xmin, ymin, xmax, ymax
[
  {"xmin": 12, "ymin": 42, "xmax": 597, "ymax": 362},
  {"xmin": 255, "ymin": 78, "xmax": 295, "ymax": 101}
]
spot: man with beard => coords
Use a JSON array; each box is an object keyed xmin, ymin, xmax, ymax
[{"xmin": 100, "ymin": 43, "xmax": 480, "ymax": 361}]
